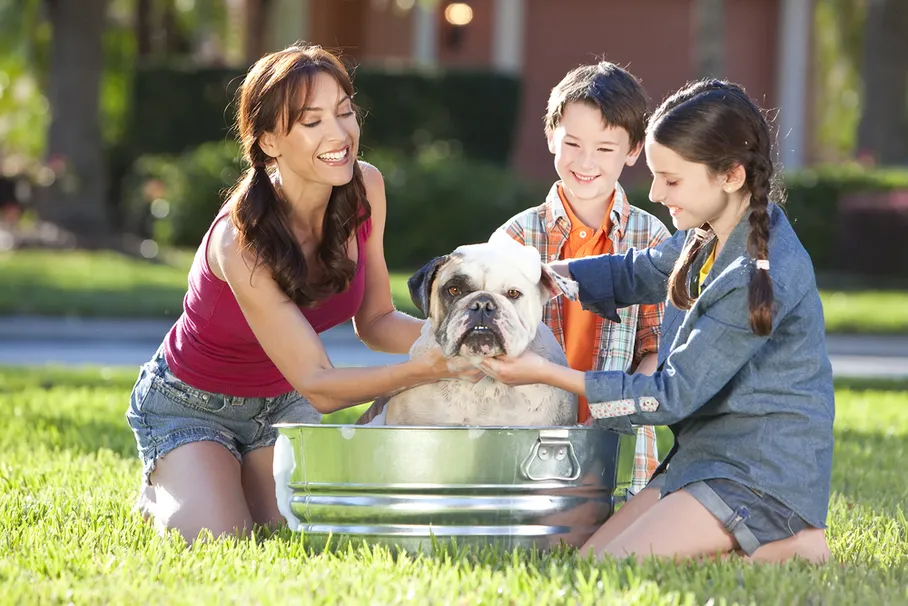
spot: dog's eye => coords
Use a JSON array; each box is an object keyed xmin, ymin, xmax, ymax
[
  {"xmin": 507, "ymin": 289, "xmax": 522, "ymax": 299},
  {"xmin": 447, "ymin": 285, "xmax": 462, "ymax": 297}
]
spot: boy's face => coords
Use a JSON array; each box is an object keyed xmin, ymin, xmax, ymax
[{"xmin": 547, "ymin": 101, "xmax": 641, "ymax": 208}]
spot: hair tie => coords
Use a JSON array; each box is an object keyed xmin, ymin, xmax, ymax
[{"xmin": 755, "ymin": 259, "xmax": 770, "ymax": 271}]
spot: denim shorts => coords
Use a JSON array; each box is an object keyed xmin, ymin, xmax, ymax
[
  {"xmin": 126, "ymin": 347, "xmax": 321, "ymax": 485},
  {"xmin": 647, "ymin": 473, "xmax": 811, "ymax": 555}
]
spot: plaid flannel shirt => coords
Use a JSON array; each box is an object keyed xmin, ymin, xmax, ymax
[{"xmin": 494, "ymin": 181, "xmax": 671, "ymax": 494}]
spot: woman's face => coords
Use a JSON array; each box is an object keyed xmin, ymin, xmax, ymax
[{"xmin": 263, "ymin": 70, "xmax": 360, "ymax": 189}]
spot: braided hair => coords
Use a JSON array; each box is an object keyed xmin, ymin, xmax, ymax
[{"xmin": 648, "ymin": 79, "xmax": 780, "ymax": 335}]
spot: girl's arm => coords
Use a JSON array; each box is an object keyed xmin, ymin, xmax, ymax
[
  {"xmin": 485, "ymin": 281, "xmax": 783, "ymax": 427},
  {"xmin": 351, "ymin": 163, "xmax": 425, "ymax": 354},
  {"xmin": 549, "ymin": 228, "xmax": 689, "ymax": 323},
  {"xmin": 215, "ymin": 216, "xmax": 472, "ymax": 415}
]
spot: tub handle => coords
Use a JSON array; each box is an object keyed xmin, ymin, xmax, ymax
[{"xmin": 521, "ymin": 437, "xmax": 581, "ymax": 482}]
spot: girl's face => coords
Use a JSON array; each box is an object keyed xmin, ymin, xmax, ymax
[
  {"xmin": 645, "ymin": 138, "xmax": 744, "ymax": 232},
  {"xmin": 261, "ymin": 71, "xmax": 360, "ymax": 189}
]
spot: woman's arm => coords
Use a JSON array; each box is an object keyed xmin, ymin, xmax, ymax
[
  {"xmin": 351, "ymin": 163, "xmax": 425, "ymax": 354},
  {"xmin": 215, "ymin": 217, "xmax": 471, "ymax": 414},
  {"xmin": 549, "ymin": 228, "xmax": 688, "ymax": 323}
]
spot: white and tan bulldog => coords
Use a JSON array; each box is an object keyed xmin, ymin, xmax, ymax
[{"xmin": 358, "ymin": 232, "xmax": 580, "ymax": 427}]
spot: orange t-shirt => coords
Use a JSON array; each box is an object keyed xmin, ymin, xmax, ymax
[{"xmin": 558, "ymin": 184, "xmax": 615, "ymax": 423}]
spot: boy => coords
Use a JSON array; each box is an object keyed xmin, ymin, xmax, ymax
[{"xmin": 493, "ymin": 62, "xmax": 671, "ymax": 494}]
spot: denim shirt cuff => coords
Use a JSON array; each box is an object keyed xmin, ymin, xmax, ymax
[{"xmin": 568, "ymin": 257, "xmax": 621, "ymax": 323}]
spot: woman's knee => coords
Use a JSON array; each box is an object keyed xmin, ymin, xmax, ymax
[{"xmin": 148, "ymin": 440, "xmax": 253, "ymax": 543}]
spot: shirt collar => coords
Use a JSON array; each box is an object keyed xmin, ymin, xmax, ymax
[{"xmin": 544, "ymin": 180, "xmax": 630, "ymax": 239}]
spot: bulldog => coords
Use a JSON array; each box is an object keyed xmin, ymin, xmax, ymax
[{"xmin": 358, "ymin": 232, "xmax": 579, "ymax": 427}]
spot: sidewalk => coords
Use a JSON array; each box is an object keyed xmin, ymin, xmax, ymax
[{"xmin": 0, "ymin": 315, "xmax": 905, "ymax": 378}]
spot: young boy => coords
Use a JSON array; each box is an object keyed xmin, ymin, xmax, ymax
[{"xmin": 493, "ymin": 62, "xmax": 671, "ymax": 495}]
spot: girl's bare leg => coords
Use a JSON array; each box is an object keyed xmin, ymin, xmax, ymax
[
  {"xmin": 578, "ymin": 487, "xmax": 662, "ymax": 558},
  {"xmin": 744, "ymin": 528, "xmax": 831, "ymax": 564},
  {"xmin": 599, "ymin": 488, "xmax": 736, "ymax": 562}
]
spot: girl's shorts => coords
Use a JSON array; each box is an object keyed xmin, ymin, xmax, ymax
[
  {"xmin": 646, "ymin": 473, "xmax": 812, "ymax": 556},
  {"xmin": 125, "ymin": 347, "xmax": 321, "ymax": 485}
]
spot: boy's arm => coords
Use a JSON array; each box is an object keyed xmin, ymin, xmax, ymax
[{"xmin": 567, "ymin": 228, "xmax": 688, "ymax": 323}]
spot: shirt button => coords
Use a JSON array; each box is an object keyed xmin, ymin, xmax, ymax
[{"xmin": 579, "ymin": 230, "xmax": 587, "ymax": 238}]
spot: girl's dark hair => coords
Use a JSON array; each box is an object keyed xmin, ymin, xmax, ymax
[
  {"xmin": 648, "ymin": 79, "xmax": 780, "ymax": 336},
  {"xmin": 227, "ymin": 43, "xmax": 370, "ymax": 307}
]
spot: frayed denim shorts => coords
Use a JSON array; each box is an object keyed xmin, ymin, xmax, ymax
[
  {"xmin": 126, "ymin": 346, "xmax": 321, "ymax": 484},
  {"xmin": 647, "ymin": 473, "xmax": 811, "ymax": 555}
]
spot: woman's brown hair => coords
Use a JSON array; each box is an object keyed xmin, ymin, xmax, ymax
[
  {"xmin": 648, "ymin": 79, "xmax": 780, "ymax": 335},
  {"xmin": 226, "ymin": 43, "xmax": 370, "ymax": 307}
]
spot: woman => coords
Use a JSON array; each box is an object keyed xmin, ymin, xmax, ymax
[
  {"xmin": 126, "ymin": 44, "xmax": 477, "ymax": 543},
  {"xmin": 481, "ymin": 79, "xmax": 834, "ymax": 564}
]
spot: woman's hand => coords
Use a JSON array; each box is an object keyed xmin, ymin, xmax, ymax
[
  {"xmin": 478, "ymin": 350, "xmax": 550, "ymax": 386},
  {"xmin": 415, "ymin": 345, "xmax": 485, "ymax": 382}
]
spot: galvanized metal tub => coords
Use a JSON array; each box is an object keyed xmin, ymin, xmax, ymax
[{"xmin": 273, "ymin": 423, "xmax": 629, "ymax": 554}]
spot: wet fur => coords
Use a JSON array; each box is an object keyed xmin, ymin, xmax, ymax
[{"xmin": 379, "ymin": 239, "xmax": 579, "ymax": 427}]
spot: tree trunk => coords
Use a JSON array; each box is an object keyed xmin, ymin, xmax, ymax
[
  {"xmin": 856, "ymin": 0, "xmax": 908, "ymax": 165},
  {"xmin": 35, "ymin": 0, "xmax": 111, "ymax": 241},
  {"xmin": 244, "ymin": 0, "xmax": 274, "ymax": 65},
  {"xmin": 694, "ymin": 0, "xmax": 725, "ymax": 78},
  {"xmin": 135, "ymin": 0, "xmax": 152, "ymax": 57}
]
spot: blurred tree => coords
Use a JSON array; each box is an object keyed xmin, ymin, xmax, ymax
[
  {"xmin": 244, "ymin": 0, "xmax": 274, "ymax": 65},
  {"xmin": 31, "ymin": 0, "xmax": 112, "ymax": 241},
  {"xmin": 695, "ymin": 0, "xmax": 725, "ymax": 78},
  {"xmin": 855, "ymin": 0, "xmax": 908, "ymax": 165}
]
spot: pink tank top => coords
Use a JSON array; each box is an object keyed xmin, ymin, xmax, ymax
[{"xmin": 163, "ymin": 211, "xmax": 371, "ymax": 397}]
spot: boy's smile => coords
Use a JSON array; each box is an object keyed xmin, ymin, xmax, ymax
[{"xmin": 548, "ymin": 101, "xmax": 641, "ymax": 211}]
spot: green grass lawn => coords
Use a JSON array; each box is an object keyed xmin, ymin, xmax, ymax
[
  {"xmin": 1, "ymin": 367, "xmax": 906, "ymax": 604},
  {"xmin": 3, "ymin": 249, "xmax": 908, "ymax": 333}
]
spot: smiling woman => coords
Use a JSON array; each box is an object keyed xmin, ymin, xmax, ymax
[{"xmin": 124, "ymin": 43, "xmax": 482, "ymax": 545}]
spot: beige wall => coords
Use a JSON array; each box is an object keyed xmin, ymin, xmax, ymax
[{"xmin": 305, "ymin": 0, "xmax": 789, "ymax": 184}]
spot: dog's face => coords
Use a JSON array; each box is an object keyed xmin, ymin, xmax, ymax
[{"xmin": 408, "ymin": 233, "xmax": 578, "ymax": 359}]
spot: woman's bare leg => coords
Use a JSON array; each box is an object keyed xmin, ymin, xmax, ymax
[
  {"xmin": 599, "ymin": 488, "xmax": 736, "ymax": 562},
  {"xmin": 240, "ymin": 446, "xmax": 285, "ymax": 527},
  {"xmin": 134, "ymin": 484, "xmax": 155, "ymax": 521},
  {"xmin": 578, "ymin": 487, "xmax": 662, "ymax": 558},
  {"xmin": 148, "ymin": 441, "xmax": 253, "ymax": 544}
]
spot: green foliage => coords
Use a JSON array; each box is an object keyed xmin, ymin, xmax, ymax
[
  {"xmin": 119, "ymin": 64, "xmax": 522, "ymax": 165},
  {"xmin": 632, "ymin": 163, "xmax": 908, "ymax": 277},
  {"xmin": 120, "ymin": 65, "xmax": 243, "ymax": 159},
  {"xmin": 365, "ymin": 145, "xmax": 550, "ymax": 269},
  {"xmin": 1, "ymin": 367, "xmax": 907, "ymax": 604},
  {"xmin": 783, "ymin": 164, "xmax": 908, "ymax": 272},
  {"xmin": 123, "ymin": 139, "xmax": 244, "ymax": 247},
  {"xmin": 353, "ymin": 67, "xmax": 522, "ymax": 164},
  {"xmin": 813, "ymin": 0, "xmax": 868, "ymax": 161}
]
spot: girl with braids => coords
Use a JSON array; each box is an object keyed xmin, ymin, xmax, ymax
[
  {"xmin": 126, "ymin": 44, "xmax": 479, "ymax": 543},
  {"xmin": 482, "ymin": 79, "xmax": 834, "ymax": 563}
]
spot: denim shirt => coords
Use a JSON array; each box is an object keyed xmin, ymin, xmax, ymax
[{"xmin": 568, "ymin": 204, "xmax": 835, "ymax": 528}]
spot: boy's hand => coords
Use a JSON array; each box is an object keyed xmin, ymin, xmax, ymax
[{"xmin": 479, "ymin": 351, "xmax": 549, "ymax": 386}]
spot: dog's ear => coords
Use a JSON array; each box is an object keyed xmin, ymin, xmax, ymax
[
  {"xmin": 408, "ymin": 255, "xmax": 449, "ymax": 318},
  {"xmin": 540, "ymin": 264, "xmax": 579, "ymax": 301}
]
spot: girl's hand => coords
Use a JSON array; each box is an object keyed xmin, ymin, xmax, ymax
[{"xmin": 479, "ymin": 351, "xmax": 549, "ymax": 386}]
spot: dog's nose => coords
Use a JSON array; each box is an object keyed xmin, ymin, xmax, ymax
[{"xmin": 470, "ymin": 294, "xmax": 498, "ymax": 317}]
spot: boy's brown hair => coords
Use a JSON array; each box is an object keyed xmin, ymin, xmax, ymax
[{"xmin": 544, "ymin": 61, "xmax": 649, "ymax": 149}]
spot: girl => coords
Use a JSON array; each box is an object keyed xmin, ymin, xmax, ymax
[
  {"xmin": 126, "ymin": 44, "xmax": 478, "ymax": 544},
  {"xmin": 481, "ymin": 79, "xmax": 834, "ymax": 564}
]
